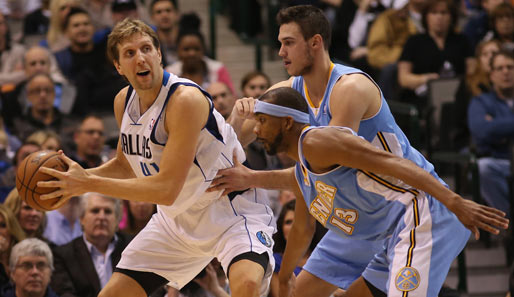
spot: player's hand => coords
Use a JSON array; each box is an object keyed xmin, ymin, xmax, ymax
[
  {"xmin": 449, "ymin": 197, "xmax": 509, "ymax": 240},
  {"xmin": 207, "ymin": 153, "xmax": 254, "ymax": 196},
  {"xmin": 37, "ymin": 152, "xmax": 89, "ymax": 206},
  {"xmin": 278, "ymin": 273, "xmax": 296, "ymax": 297},
  {"xmin": 231, "ymin": 97, "xmax": 257, "ymax": 121}
]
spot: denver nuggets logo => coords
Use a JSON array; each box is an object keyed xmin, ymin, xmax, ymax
[
  {"xmin": 256, "ymin": 231, "xmax": 272, "ymax": 247},
  {"xmin": 395, "ymin": 267, "xmax": 420, "ymax": 292}
]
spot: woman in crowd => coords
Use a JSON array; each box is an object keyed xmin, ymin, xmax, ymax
[
  {"xmin": 398, "ymin": 0, "xmax": 473, "ymax": 109},
  {"xmin": 26, "ymin": 130, "xmax": 62, "ymax": 152},
  {"xmin": 452, "ymin": 39, "xmax": 501, "ymax": 151},
  {"xmin": 3, "ymin": 189, "xmax": 46, "ymax": 240},
  {"xmin": 0, "ymin": 204, "xmax": 25, "ymax": 286},
  {"xmin": 166, "ymin": 29, "xmax": 234, "ymax": 94},
  {"xmin": 241, "ymin": 71, "xmax": 271, "ymax": 99}
]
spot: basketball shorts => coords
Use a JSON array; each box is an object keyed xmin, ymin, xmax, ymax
[{"xmin": 116, "ymin": 188, "xmax": 276, "ymax": 296}]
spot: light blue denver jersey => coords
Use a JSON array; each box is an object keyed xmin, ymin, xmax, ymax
[
  {"xmin": 291, "ymin": 63, "xmax": 442, "ymax": 183},
  {"xmin": 295, "ymin": 126, "xmax": 424, "ymax": 241}
]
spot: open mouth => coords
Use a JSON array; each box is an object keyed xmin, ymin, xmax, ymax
[{"xmin": 137, "ymin": 70, "xmax": 150, "ymax": 77}]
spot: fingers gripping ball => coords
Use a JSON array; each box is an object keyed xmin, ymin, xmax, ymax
[{"xmin": 15, "ymin": 151, "xmax": 68, "ymax": 211}]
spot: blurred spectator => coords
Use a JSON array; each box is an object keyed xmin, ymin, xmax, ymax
[
  {"xmin": 111, "ymin": 0, "xmax": 139, "ymax": 25},
  {"xmin": 4, "ymin": 189, "xmax": 46, "ymax": 239},
  {"xmin": 118, "ymin": 200, "xmax": 156, "ymax": 236},
  {"xmin": 366, "ymin": 0, "xmax": 425, "ymax": 70},
  {"xmin": 23, "ymin": 0, "xmax": 50, "ymax": 40},
  {"xmin": 26, "ymin": 130, "xmax": 62, "ymax": 152},
  {"xmin": 0, "ymin": 11, "xmax": 25, "ymax": 89},
  {"xmin": 269, "ymin": 200, "xmax": 326, "ymax": 297},
  {"xmin": 0, "ymin": 204, "xmax": 26, "ymax": 286},
  {"xmin": 150, "ymin": 0, "xmax": 179, "ymax": 66},
  {"xmin": 10, "ymin": 73, "xmax": 77, "ymax": 142},
  {"xmin": 43, "ymin": 0, "xmax": 81, "ymax": 52},
  {"xmin": 468, "ymin": 49, "xmax": 514, "ymax": 217},
  {"xmin": 483, "ymin": 3, "xmax": 514, "ymax": 52},
  {"xmin": 0, "ymin": 142, "xmax": 39, "ymax": 200},
  {"xmin": 43, "ymin": 196, "xmax": 82, "ymax": 246},
  {"xmin": 346, "ymin": 0, "xmax": 385, "ymax": 75},
  {"xmin": 207, "ymin": 82, "xmax": 235, "ymax": 120},
  {"xmin": 453, "ymin": 39, "xmax": 501, "ymax": 152},
  {"xmin": 166, "ymin": 15, "xmax": 235, "ymax": 94},
  {"xmin": 71, "ymin": 115, "xmax": 105, "ymax": 169},
  {"xmin": 55, "ymin": 7, "xmax": 127, "ymax": 115},
  {"xmin": 0, "ymin": 116, "xmax": 21, "ymax": 171},
  {"xmin": 51, "ymin": 192, "xmax": 132, "ymax": 297},
  {"xmin": 0, "ymin": 238, "xmax": 58, "ymax": 297},
  {"xmin": 398, "ymin": 0, "xmax": 473, "ymax": 109},
  {"xmin": 2, "ymin": 46, "xmax": 76, "ymax": 130},
  {"xmin": 82, "ymin": 0, "xmax": 113, "ymax": 31},
  {"xmin": 240, "ymin": 70, "xmax": 270, "ymax": 99},
  {"xmin": 366, "ymin": 0, "xmax": 426, "ymax": 99},
  {"xmin": 463, "ymin": 0, "xmax": 506, "ymax": 51}
]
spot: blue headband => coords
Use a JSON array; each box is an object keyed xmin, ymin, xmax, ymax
[{"xmin": 254, "ymin": 100, "xmax": 310, "ymax": 124}]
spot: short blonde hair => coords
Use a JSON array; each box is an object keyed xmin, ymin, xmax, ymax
[{"xmin": 107, "ymin": 18, "xmax": 161, "ymax": 64}]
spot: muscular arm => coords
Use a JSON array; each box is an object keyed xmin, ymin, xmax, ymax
[
  {"xmin": 40, "ymin": 86, "xmax": 210, "ymax": 206},
  {"xmin": 328, "ymin": 73, "xmax": 381, "ymax": 130},
  {"xmin": 277, "ymin": 182, "xmax": 317, "ymax": 295},
  {"xmin": 303, "ymin": 128, "xmax": 509, "ymax": 235}
]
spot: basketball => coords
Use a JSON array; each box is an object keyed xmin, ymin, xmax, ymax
[{"xmin": 15, "ymin": 151, "xmax": 68, "ymax": 211}]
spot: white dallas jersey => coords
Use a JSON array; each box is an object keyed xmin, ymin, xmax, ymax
[{"xmin": 120, "ymin": 71, "xmax": 246, "ymax": 218}]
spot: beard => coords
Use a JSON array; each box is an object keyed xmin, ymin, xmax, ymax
[
  {"xmin": 295, "ymin": 48, "xmax": 314, "ymax": 76},
  {"xmin": 263, "ymin": 131, "xmax": 283, "ymax": 155}
]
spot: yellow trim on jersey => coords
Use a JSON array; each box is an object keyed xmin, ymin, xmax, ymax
[
  {"xmin": 303, "ymin": 62, "xmax": 335, "ymax": 110},
  {"xmin": 377, "ymin": 132, "xmax": 391, "ymax": 153},
  {"xmin": 360, "ymin": 170, "xmax": 419, "ymax": 197}
]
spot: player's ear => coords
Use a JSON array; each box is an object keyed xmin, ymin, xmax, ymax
[
  {"xmin": 113, "ymin": 60, "xmax": 123, "ymax": 76},
  {"xmin": 311, "ymin": 34, "xmax": 323, "ymax": 49},
  {"xmin": 284, "ymin": 116, "xmax": 295, "ymax": 130}
]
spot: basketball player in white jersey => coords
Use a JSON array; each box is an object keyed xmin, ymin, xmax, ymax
[{"xmin": 37, "ymin": 19, "xmax": 275, "ymax": 297}]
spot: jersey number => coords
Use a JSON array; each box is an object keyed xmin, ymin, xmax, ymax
[
  {"xmin": 140, "ymin": 162, "xmax": 160, "ymax": 176},
  {"xmin": 331, "ymin": 208, "xmax": 358, "ymax": 235}
]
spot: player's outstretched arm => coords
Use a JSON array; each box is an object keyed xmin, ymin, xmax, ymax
[
  {"xmin": 37, "ymin": 86, "xmax": 210, "ymax": 206},
  {"xmin": 303, "ymin": 128, "xmax": 509, "ymax": 239},
  {"xmin": 278, "ymin": 183, "xmax": 317, "ymax": 297},
  {"xmin": 208, "ymin": 163, "xmax": 297, "ymax": 195}
]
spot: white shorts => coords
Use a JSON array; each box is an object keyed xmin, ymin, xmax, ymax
[{"xmin": 117, "ymin": 188, "xmax": 276, "ymax": 296}]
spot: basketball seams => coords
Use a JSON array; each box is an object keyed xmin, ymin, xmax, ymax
[{"xmin": 18, "ymin": 152, "xmax": 63, "ymax": 211}]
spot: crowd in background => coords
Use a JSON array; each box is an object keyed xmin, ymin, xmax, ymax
[{"xmin": 0, "ymin": 0, "xmax": 511, "ymax": 296}]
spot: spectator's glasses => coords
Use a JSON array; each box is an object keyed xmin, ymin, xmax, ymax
[
  {"xmin": 80, "ymin": 129, "xmax": 105, "ymax": 137},
  {"xmin": 28, "ymin": 87, "xmax": 54, "ymax": 95},
  {"xmin": 16, "ymin": 261, "xmax": 50, "ymax": 272}
]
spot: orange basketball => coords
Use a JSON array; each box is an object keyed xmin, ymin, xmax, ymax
[{"xmin": 15, "ymin": 151, "xmax": 68, "ymax": 211}]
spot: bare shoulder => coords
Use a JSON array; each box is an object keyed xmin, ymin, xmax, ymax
[
  {"xmin": 113, "ymin": 86, "xmax": 131, "ymax": 122},
  {"xmin": 268, "ymin": 77, "xmax": 294, "ymax": 91},
  {"xmin": 165, "ymin": 84, "xmax": 210, "ymax": 127},
  {"xmin": 170, "ymin": 84, "xmax": 207, "ymax": 106},
  {"xmin": 333, "ymin": 73, "xmax": 377, "ymax": 96}
]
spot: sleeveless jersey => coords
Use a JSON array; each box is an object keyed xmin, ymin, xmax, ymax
[
  {"xmin": 120, "ymin": 71, "xmax": 247, "ymax": 218},
  {"xmin": 295, "ymin": 126, "xmax": 429, "ymax": 241},
  {"xmin": 291, "ymin": 63, "xmax": 441, "ymax": 181}
]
